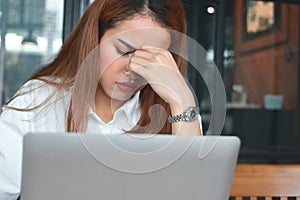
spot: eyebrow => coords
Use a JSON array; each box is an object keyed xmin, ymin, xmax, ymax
[{"xmin": 117, "ymin": 39, "xmax": 136, "ymax": 51}]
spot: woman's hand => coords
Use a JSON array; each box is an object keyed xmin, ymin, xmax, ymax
[
  {"xmin": 128, "ymin": 45, "xmax": 202, "ymax": 135},
  {"xmin": 128, "ymin": 45, "xmax": 195, "ymax": 108}
]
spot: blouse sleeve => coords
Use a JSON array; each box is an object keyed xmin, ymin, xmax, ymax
[
  {"xmin": 0, "ymin": 79, "xmax": 48, "ymax": 200},
  {"xmin": 0, "ymin": 119, "xmax": 23, "ymax": 200}
]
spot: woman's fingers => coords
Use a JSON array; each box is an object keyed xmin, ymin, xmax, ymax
[
  {"xmin": 127, "ymin": 46, "xmax": 193, "ymax": 107},
  {"xmin": 129, "ymin": 53, "xmax": 154, "ymax": 69},
  {"xmin": 129, "ymin": 47, "xmax": 178, "ymax": 70}
]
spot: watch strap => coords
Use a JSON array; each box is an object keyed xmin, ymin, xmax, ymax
[{"xmin": 168, "ymin": 107, "xmax": 200, "ymax": 123}]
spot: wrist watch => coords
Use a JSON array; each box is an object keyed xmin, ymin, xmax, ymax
[{"xmin": 168, "ymin": 106, "xmax": 200, "ymax": 123}]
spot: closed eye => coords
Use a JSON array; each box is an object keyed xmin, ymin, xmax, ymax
[{"xmin": 115, "ymin": 48, "xmax": 135, "ymax": 57}]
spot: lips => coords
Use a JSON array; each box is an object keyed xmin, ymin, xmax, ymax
[{"xmin": 116, "ymin": 82, "xmax": 137, "ymax": 93}]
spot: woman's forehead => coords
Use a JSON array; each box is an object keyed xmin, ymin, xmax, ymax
[{"xmin": 101, "ymin": 16, "xmax": 171, "ymax": 49}]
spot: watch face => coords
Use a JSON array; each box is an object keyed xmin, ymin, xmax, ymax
[
  {"xmin": 190, "ymin": 110, "xmax": 196, "ymax": 119},
  {"xmin": 187, "ymin": 107, "xmax": 199, "ymax": 121}
]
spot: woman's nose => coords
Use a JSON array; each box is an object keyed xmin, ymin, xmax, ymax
[
  {"xmin": 123, "ymin": 55, "xmax": 133, "ymax": 72},
  {"xmin": 124, "ymin": 63, "xmax": 130, "ymax": 72}
]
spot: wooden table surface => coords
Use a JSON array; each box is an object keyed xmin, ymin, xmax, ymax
[{"xmin": 231, "ymin": 164, "xmax": 300, "ymax": 197}]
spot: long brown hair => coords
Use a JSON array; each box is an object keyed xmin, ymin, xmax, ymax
[{"xmin": 8, "ymin": 0, "xmax": 187, "ymax": 134}]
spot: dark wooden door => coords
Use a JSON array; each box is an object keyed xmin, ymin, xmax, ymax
[{"xmin": 233, "ymin": 1, "xmax": 299, "ymax": 110}]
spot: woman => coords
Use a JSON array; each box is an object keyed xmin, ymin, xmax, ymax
[{"xmin": 0, "ymin": 0, "xmax": 202, "ymax": 199}]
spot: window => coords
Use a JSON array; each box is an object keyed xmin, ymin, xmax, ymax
[{"xmin": 0, "ymin": 0, "xmax": 64, "ymax": 104}]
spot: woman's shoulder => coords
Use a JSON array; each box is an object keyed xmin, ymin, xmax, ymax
[
  {"xmin": 19, "ymin": 77, "xmax": 64, "ymax": 92},
  {"xmin": 1, "ymin": 77, "xmax": 70, "ymax": 134},
  {"xmin": 7, "ymin": 77, "xmax": 71, "ymax": 109}
]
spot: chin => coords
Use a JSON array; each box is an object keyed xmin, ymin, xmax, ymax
[{"xmin": 110, "ymin": 91, "xmax": 135, "ymax": 102}]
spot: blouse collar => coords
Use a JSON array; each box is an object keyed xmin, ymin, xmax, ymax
[{"xmin": 88, "ymin": 91, "xmax": 141, "ymax": 131}]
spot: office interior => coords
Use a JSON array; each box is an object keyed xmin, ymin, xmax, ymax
[{"xmin": 0, "ymin": 0, "xmax": 299, "ymax": 166}]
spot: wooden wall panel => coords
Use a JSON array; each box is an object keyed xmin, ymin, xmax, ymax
[{"xmin": 233, "ymin": 1, "xmax": 299, "ymax": 110}]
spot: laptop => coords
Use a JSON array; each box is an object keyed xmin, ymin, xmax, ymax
[{"xmin": 21, "ymin": 133, "xmax": 240, "ymax": 200}]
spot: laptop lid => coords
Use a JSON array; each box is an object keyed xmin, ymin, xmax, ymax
[{"xmin": 21, "ymin": 133, "xmax": 240, "ymax": 200}]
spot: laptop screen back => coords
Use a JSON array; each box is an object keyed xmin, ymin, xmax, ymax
[{"xmin": 21, "ymin": 133, "xmax": 240, "ymax": 200}]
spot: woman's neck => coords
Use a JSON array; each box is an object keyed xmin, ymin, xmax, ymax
[{"xmin": 94, "ymin": 86, "xmax": 124, "ymax": 123}]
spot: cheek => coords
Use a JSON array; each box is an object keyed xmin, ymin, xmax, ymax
[
  {"xmin": 98, "ymin": 44, "xmax": 126, "ymax": 84},
  {"xmin": 99, "ymin": 48, "xmax": 115, "ymax": 84},
  {"xmin": 99, "ymin": 67, "xmax": 115, "ymax": 96},
  {"xmin": 100, "ymin": 48, "xmax": 117, "ymax": 72},
  {"xmin": 99, "ymin": 59, "xmax": 124, "ymax": 89}
]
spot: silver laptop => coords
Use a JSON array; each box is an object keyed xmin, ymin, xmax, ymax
[{"xmin": 21, "ymin": 133, "xmax": 240, "ymax": 200}]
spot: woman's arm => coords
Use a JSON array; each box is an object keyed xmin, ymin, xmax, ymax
[
  {"xmin": 129, "ymin": 46, "xmax": 202, "ymax": 135},
  {"xmin": 0, "ymin": 119, "xmax": 23, "ymax": 200},
  {"xmin": 168, "ymin": 96, "xmax": 202, "ymax": 136},
  {"xmin": 0, "ymin": 79, "xmax": 60, "ymax": 200}
]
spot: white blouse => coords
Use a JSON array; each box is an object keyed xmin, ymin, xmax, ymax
[
  {"xmin": 0, "ymin": 80, "xmax": 141, "ymax": 200},
  {"xmin": 0, "ymin": 79, "xmax": 202, "ymax": 200}
]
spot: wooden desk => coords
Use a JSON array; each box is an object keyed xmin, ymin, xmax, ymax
[{"xmin": 231, "ymin": 164, "xmax": 300, "ymax": 199}]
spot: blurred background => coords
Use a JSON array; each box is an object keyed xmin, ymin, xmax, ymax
[{"xmin": 0, "ymin": 0, "xmax": 299, "ymax": 163}]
